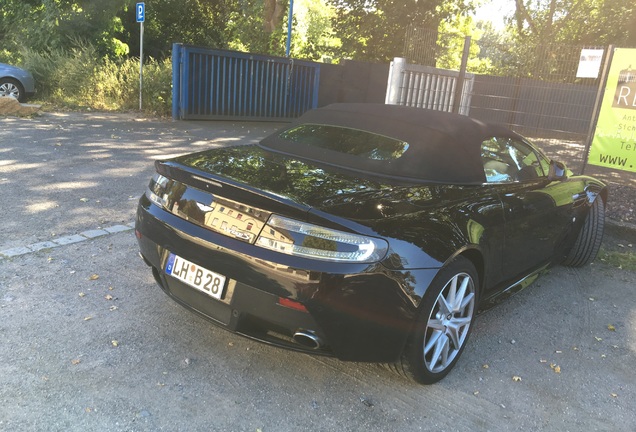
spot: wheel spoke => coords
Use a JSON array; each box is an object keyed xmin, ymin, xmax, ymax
[
  {"xmin": 453, "ymin": 276, "xmax": 470, "ymax": 312},
  {"xmin": 446, "ymin": 322, "xmax": 461, "ymax": 349},
  {"xmin": 429, "ymin": 333, "xmax": 449, "ymax": 370},
  {"xmin": 441, "ymin": 336, "xmax": 450, "ymax": 366},
  {"xmin": 446, "ymin": 317, "xmax": 472, "ymax": 348},
  {"xmin": 424, "ymin": 329, "xmax": 443, "ymax": 354},
  {"xmin": 447, "ymin": 276, "xmax": 458, "ymax": 310},
  {"xmin": 438, "ymin": 295, "xmax": 452, "ymax": 316},
  {"xmin": 451, "ymin": 316, "xmax": 472, "ymax": 328},
  {"xmin": 459, "ymin": 291, "xmax": 475, "ymax": 310}
]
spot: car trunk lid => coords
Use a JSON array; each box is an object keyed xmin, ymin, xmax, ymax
[{"xmin": 152, "ymin": 145, "xmax": 395, "ymax": 243}]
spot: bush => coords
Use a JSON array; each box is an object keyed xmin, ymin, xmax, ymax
[
  {"xmin": 140, "ymin": 58, "xmax": 173, "ymax": 115},
  {"xmin": 22, "ymin": 45, "xmax": 96, "ymax": 103},
  {"xmin": 0, "ymin": 49, "xmax": 21, "ymax": 64},
  {"xmin": 19, "ymin": 43, "xmax": 172, "ymax": 115}
]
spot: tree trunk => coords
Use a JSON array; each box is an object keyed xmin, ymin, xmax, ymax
[{"xmin": 263, "ymin": 0, "xmax": 285, "ymax": 33}]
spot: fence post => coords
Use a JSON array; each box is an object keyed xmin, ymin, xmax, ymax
[
  {"xmin": 385, "ymin": 57, "xmax": 406, "ymax": 105},
  {"xmin": 311, "ymin": 65, "xmax": 321, "ymax": 109},
  {"xmin": 452, "ymin": 36, "xmax": 471, "ymax": 114},
  {"xmin": 580, "ymin": 45, "xmax": 614, "ymax": 175},
  {"xmin": 171, "ymin": 43, "xmax": 182, "ymax": 120}
]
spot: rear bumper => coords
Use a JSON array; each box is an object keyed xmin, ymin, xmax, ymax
[{"xmin": 136, "ymin": 195, "xmax": 439, "ymax": 362}]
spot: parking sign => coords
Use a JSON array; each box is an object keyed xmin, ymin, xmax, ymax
[{"xmin": 136, "ymin": 2, "xmax": 145, "ymax": 22}]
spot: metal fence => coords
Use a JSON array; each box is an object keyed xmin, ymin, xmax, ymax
[
  {"xmin": 172, "ymin": 44, "xmax": 320, "ymax": 121},
  {"xmin": 385, "ymin": 58, "xmax": 473, "ymax": 115},
  {"xmin": 403, "ymin": 26, "xmax": 607, "ymax": 141}
]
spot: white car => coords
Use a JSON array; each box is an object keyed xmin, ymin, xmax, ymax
[{"xmin": 0, "ymin": 63, "xmax": 36, "ymax": 102}]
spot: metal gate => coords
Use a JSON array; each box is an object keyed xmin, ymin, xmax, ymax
[
  {"xmin": 172, "ymin": 44, "xmax": 320, "ymax": 121},
  {"xmin": 385, "ymin": 57, "xmax": 474, "ymax": 115}
]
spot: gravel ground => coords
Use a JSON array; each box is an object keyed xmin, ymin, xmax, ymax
[
  {"xmin": 605, "ymin": 184, "xmax": 636, "ymax": 225},
  {"xmin": 1, "ymin": 112, "xmax": 635, "ymax": 431}
]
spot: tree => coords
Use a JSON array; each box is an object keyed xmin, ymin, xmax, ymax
[
  {"xmin": 0, "ymin": 0, "xmax": 35, "ymax": 61},
  {"xmin": 512, "ymin": 0, "xmax": 635, "ymax": 46},
  {"xmin": 472, "ymin": 20, "xmax": 520, "ymax": 76},
  {"xmin": 289, "ymin": 0, "xmax": 341, "ymax": 61},
  {"xmin": 436, "ymin": 14, "xmax": 494, "ymax": 74},
  {"xmin": 0, "ymin": 0, "xmax": 129, "ymax": 58},
  {"xmin": 121, "ymin": 0, "xmax": 234, "ymax": 59},
  {"xmin": 505, "ymin": 0, "xmax": 636, "ymax": 80},
  {"xmin": 327, "ymin": 0, "xmax": 475, "ymax": 62},
  {"xmin": 225, "ymin": 0, "xmax": 289, "ymax": 56}
]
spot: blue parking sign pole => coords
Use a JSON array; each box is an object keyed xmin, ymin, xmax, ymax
[
  {"xmin": 136, "ymin": 2, "xmax": 145, "ymax": 110},
  {"xmin": 285, "ymin": 0, "xmax": 293, "ymax": 57}
]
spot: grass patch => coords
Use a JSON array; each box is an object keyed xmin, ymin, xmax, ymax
[{"xmin": 598, "ymin": 248, "xmax": 636, "ymax": 271}]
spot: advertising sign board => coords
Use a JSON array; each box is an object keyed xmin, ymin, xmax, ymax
[{"xmin": 588, "ymin": 48, "xmax": 636, "ymax": 172}]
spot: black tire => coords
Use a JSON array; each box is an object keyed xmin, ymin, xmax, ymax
[
  {"xmin": 393, "ymin": 256, "xmax": 478, "ymax": 384},
  {"xmin": 563, "ymin": 197, "xmax": 605, "ymax": 267},
  {"xmin": 0, "ymin": 78, "xmax": 25, "ymax": 102}
]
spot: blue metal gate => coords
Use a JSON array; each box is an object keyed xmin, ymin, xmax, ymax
[{"xmin": 172, "ymin": 44, "xmax": 320, "ymax": 121}]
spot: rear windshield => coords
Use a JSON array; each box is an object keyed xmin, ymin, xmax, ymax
[{"xmin": 279, "ymin": 124, "xmax": 410, "ymax": 161}]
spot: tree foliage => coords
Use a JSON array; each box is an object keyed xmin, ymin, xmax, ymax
[
  {"xmin": 0, "ymin": 0, "xmax": 298, "ymax": 61},
  {"xmin": 0, "ymin": 0, "xmax": 129, "ymax": 58},
  {"xmin": 120, "ymin": 0, "xmax": 234, "ymax": 59},
  {"xmin": 436, "ymin": 15, "xmax": 494, "ymax": 74},
  {"xmin": 226, "ymin": 0, "xmax": 289, "ymax": 56},
  {"xmin": 484, "ymin": 0, "xmax": 636, "ymax": 79},
  {"xmin": 511, "ymin": 0, "xmax": 636, "ymax": 47},
  {"xmin": 289, "ymin": 0, "xmax": 340, "ymax": 61},
  {"xmin": 327, "ymin": 0, "xmax": 475, "ymax": 62},
  {"xmin": 3, "ymin": 0, "xmax": 633, "ymax": 67}
]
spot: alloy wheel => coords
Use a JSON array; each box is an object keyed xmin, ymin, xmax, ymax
[
  {"xmin": 423, "ymin": 271, "xmax": 475, "ymax": 373},
  {"xmin": 0, "ymin": 82, "xmax": 20, "ymax": 100}
]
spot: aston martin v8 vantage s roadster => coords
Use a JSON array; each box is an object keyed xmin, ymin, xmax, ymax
[{"xmin": 135, "ymin": 103, "xmax": 606, "ymax": 384}]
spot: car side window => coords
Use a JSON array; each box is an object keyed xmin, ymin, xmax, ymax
[{"xmin": 481, "ymin": 137, "xmax": 546, "ymax": 183}]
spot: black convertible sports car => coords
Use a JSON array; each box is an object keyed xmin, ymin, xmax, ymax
[{"xmin": 135, "ymin": 103, "xmax": 606, "ymax": 384}]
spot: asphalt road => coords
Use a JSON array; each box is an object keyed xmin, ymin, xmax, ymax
[{"xmin": 1, "ymin": 112, "xmax": 635, "ymax": 431}]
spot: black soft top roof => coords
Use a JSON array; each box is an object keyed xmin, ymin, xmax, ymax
[{"xmin": 259, "ymin": 103, "xmax": 523, "ymax": 184}]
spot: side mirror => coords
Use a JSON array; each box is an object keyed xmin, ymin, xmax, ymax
[{"xmin": 548, "ymin": 160, "xmax": 568, "ymax": 181}]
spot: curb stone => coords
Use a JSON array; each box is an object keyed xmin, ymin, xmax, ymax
[
  {"xmin": 0, "ymin": 222, "xmax": 134, "ymax": 259},
  {"xmin": 606, "ymin": 218, "xmax": 636, "ymax": 236}
]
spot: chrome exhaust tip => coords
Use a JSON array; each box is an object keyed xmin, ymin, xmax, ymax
[{"xmin": 293, "ymin": 330, "xmax": 322, "ymax": 349}]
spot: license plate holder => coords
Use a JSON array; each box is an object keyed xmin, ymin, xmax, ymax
[{"xmin": 165, "ymin": 253, "xmax": 226, "ymax": 300}]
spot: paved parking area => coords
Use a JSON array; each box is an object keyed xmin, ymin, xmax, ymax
[{"xmin": 1, "ymin": 113, "xmax": 635, "ymax": 431}]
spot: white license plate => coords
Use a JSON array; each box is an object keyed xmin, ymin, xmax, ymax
[{"xmin": 165, "ymin": 253, "xmax": 226, "ymax": 300}]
